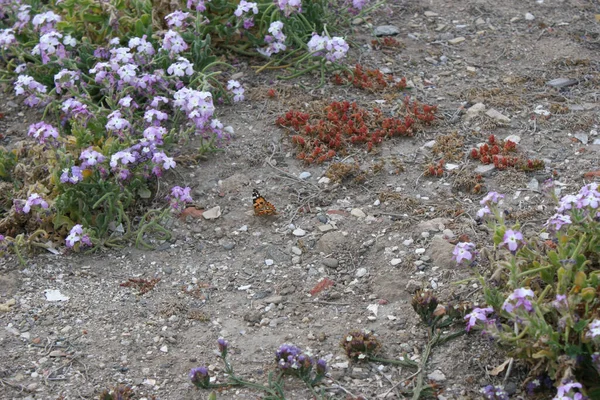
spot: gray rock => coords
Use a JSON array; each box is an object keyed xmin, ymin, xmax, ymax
[
  {"xmin": 465, "ymin": 102, "xmax": 486, "ymax": 121},
  {"xmin": 374, "ymin": 25, "xmax": 400, "ymax": 37},
  {"xmin": 262, "ymin": 296, "xmax": 284, "ymax": 304},
  {"xmin": 355, "ymin": 267, "xmax": 368, "ymax": 278},
  {"xmin": 486, "ymin": 108, "xmax": 510, "ymax": 123},
  {"xmin": 574, "ymin": 132, "xmax": 589, "ymax": 145},
  {"xmin": 427, "ymin": 235, "xmax": 456, "ymax": 270},
  {"xmin": 427, "ymin": 369, "xmax": 446, "ymax": 382},
  {"xmin": 416, "ymin": 218, "xmax": 450, "ymax": 232},
  {"xmin": 316, "ymin": 231, "xmax": 346, "ymax": 253},
  {"xmin": 547, "ymin": 78, "xmax": 578, "ymax": 88},
  {"xmin": 528, "ymin": 178, "xmax": 539, "ymax": 191},
  {"xmin": 222, "ymin": 242, "xmax": 235, "ymax": 250},
  {"xmin": 448, "ymin": 37, "xmax": 465, "ymax": 45},
  {"xmin": 405, "ymin": 280, "xmax": 422, "ymax": 293},
  {"xmin": 299, "ymin": 171, "xmax": 311, "ymax": 180},
  {"xmin": 322, "ymin": 258, "xmax": 339, "ymax": 268},
  {"xmin": 474, "ymin": 164, "xmax": 496, "ymax": 176}
]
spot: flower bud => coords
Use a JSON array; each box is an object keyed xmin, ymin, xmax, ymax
[{"xmin": 581, "ymin": 287, "xmax": 596, "ymax": 303}]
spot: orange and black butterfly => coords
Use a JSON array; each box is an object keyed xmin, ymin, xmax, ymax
[{"xmin": 252, "ymin": 189, "xmax": 277, "ymax": 216}]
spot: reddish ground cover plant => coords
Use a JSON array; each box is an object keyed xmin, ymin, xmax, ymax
[
  {"xmin": 470, "ymin": 134, "xmax": 544, "ymax": 171},
  {"xmin": 333, "ymin": 64, "xmax": 408, "ymax": 92},
  {"xmin": 276, "ymin": 97, "xmax": 437, "ymax": 164}
]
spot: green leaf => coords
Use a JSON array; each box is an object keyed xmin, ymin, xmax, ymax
[
  {"xmin": 138, "ymin": 187, "xmax": 152, "ymax": 199},
  {"xmin": 573, "ymin": 319, "xmax": 589, "ymax": 333}
]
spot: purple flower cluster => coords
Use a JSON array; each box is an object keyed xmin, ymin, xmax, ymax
[
  {"xmin": 553, "ymin": 381, "xmax": 585, "ymax": 400},
  {"xmin": 274, "ymin": 344, "xmax": 327, "ymax": 377},
  {"xmin": 587, "ymin": 319, "xmax": 600, "ymax": 339},
  {"xmin": 31, "ymin": 31, "xmax": 67, "ymax": 64},
  {"xmin": 0, "ymin": 28, "xmax": 16, "ymax": 49},
  {"xmin": 257, "ymin": 21, "xmax": 287, "ymax": 57},
  {"xmin": 307, "ymin": 33, "xmax": 349, "ymax": 62},
  {"xmin": 165, "ymin": 10, "xmax": 191, "ymax": 28},
  {"xmin": 351, "ymin": 0, "xmax": 369, "ymax": 10},
  {"xmin": 62, "ymin": 98, "xmax": 93, "ymax": 124},
  {"xmin": 480, "ymin": 385, "xmax": 509, "ymax": 400},
  {"xmin": 477, "ymin": 191, "xmax": 504, "ymax": 219},
  {"xmin": 27, "ymin": 122, "xmax": 58, "ymax": 145},
  {"xmin": 502, "ymin": 229, "xmax": 524, "ymax": 252},
  {"xmin": 79, "ymin": 148, "xmax": 106, "ymax": 169},
  {"xmin": 65, "ymin": 224, "xmax": 92, "ymax": 249},
  {"xmin": 60, "ymin": 166, "xmax": 84, "ymax": 184},
  {"xmin": 276, "ymin": 0, "xmax": 302, "ymax": 17},
  {"xmin": 31, "ymin": 10, "xmax": 61, "ymax": 34},
  {"xmin": 234, "ymin": 0, "xmax": 258, "ymax": 17},
  {"xmin": 546, "ymin": 183, "xmax": 600, "ymax": 231},
  {"xmin": 502, "ymin": 287, "xmax": 534, "ymax": 314},
  {"xmin": 15, "ymin": 193, "xmax": 49, "ymax": 214},
  {"xmin": 227, "ymin": 80, "xmax": 245, "ymax": 102},
  {"xmin": 168, "ymin": 186, "xmax": 193, "ymax": 211},
  {"xmin": 54, "ymin": 69, "xmax": 80, "ymax": 95},
  {"xmin": 14, "ymin": 75, "xmax": 47, "ymax": 107},
  {"xmin": 187, "ymin": 0, "xmax": 209, "ymax": 12}
]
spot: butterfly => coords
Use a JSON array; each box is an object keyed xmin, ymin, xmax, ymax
[{"xmin": 252, "ymin": 189, "xmax": 277, "ymax": 216}]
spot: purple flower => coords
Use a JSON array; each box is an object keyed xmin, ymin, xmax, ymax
[
  {"xmin": 545, "ymin": 213, "xmax": 572, "ymax": 231},
  {"xmin": 62, "ymin": 98, "xmax": 93, "ymax": 123},
  {"xmin": 452, "ymin": 242, "xmax": 475, "ymax": 264},
  {"xmin": 65, "ymin": 224, "xmax": 92, "ymax": 249},
  {"xmin": 31, "ymin": 11, "xmax": 61, "ymax": 34},
  {"xmin": 110, "ymin": 151, "xmax": 137, "ymax": 169},
  {"xmin": 276, "ymin": 0, "xmax": 302, "ymax": 17},
  {"xmin": 54, "ymin": 69, "xmax": 80, "ymax": 95},
  {"xmin": 554, "ymin": 381, "xmax": 584, "ymax": 400},
  {"xmin": 502, "ymin": 229, "xmax": 523, "ymax": 252},
  {"xmin": 557, "ymin": 194, "xmax": 578, "ymax": 213},
  {"xmin": 464, "ymin": 307, "xmax": 493, "ymax": 332},
  {"xmin": 352, "ymin": 0, "xmax": 369, "ymax": 10},
  {"xmin": 0, "ymin": 28, "xmax": 16, "ymax": 50},
  {"xmin": 80, "ymin": 148, "xmax": 105, "ymax": 169},
  {"xmin": 552, "ymin": 294, "xmax": 568, "ymax": 312},
  {"xmin": 325, "ymin": 36, "xmax": 349, "ymax": 62},
  {"xmin": 28, "ymin": 122, "xmax": 58, "ymax": 144},
  {"xmin": 243, "ymin": 18, "xmax": 254, "ymax": 29},
  {"xmin": 162, "ymin": 30, "xmax": 188, "ymax": 55},
  {"xmin": 14, "ymin": 75, "xmax": 47, "ymax": 107},
  {"xmin": 165, "ymin": 10, "xmax": 190, "ymax": 28},
  {"xmin": 31, "ymin": 31, "xmax": 66, "ymax": 64},
  {"xmin": 13, "ymin": 5, "xmax": 32, "ymax": 32},
  {"xmin": 227, "ymin": 80, "xmax": 245, "ymax": 102},
  {"xmin": 587, "ymin": 319, "xmax": 600, "ymax": 339},
  {"xmin": 275, "ymin": 344, "xmax": 310, "ymax": 372},
  {"xmin": 167, "ymin": 57, "xmax": 194, "ymax": 77},
  {"xmin": 128, "ymin": 35, "xmax": 155, "ymax": 57},
  {"xmin": 150, "ymin": 96, "xmax": 169, "ymax": 108},
  {"xmin": 21, "ymin": 193, "xmax": 49, "ymax": 214},
  {"xmin": 316, "ymin": 358, "xmax": 327, "ymax": 375},
  {"xmin": 234, "ymin": 0, "xmax": 258, "ymax": 17},
  {"xmin": 189, "ymin": 366, "xmax": 210, "ymax": 387},
  {"xmin": 481, "ymin": 385, "xmax": 509, "ymax": 400},
  {"xmin": 187, "ymin": 0, "xmax": 207, "ymax": 12},
  {"xmin": 106, "ymin": 110, "xmax": 131, "ymax": 134},
  {"xmin": 502, "ymin": 287, "xmax": 534, "ymax": 314},
  {"xmin": 257, "ymin": 21, "xmax": 287, "ymax": 56},
  {"xmin": 217, "ymin": 337, "xmax": 228, "ymax": 356},
  {"xmin": 144, "ymin": 109, "xmax": 168, "ymax": 124},
  {"xmin": 60, "ymin": 166, "xmax": 84, "ymax": 184},
  {"xmin": 480, "ymin": 191, "xmax": 504, "ymax": 205},
  {"xmin": 477, "ymin": 205, "xmax": 491, "ymax": 218}
]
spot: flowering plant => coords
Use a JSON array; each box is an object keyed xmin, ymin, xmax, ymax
[{"xmin": 454, "ymin": 184, "xmax": 600, "ymax": 397}]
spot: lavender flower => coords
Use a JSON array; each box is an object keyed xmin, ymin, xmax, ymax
[
  {"xmin": 477, "ymin": 205, "xmax": 491, "ymax": 218},
  {"xmin": 167, "ymin": 57, "xmax": 194, "ymax": 77},
  {"xmin": 464, "ymin": 307, "xmax": 494, "ymax": 332},
  {"xmin": 480, "ymin": 191, "xmax": 504, "ymax": 205},
  {"xmin": 217, "ymin": 337, "xmax": 228, "ymax": 356},
  {"xmin": 257, "ymin": 21, "xmax": 287, "ymax": 57},
  {"xmin": 105, "ymin": 110, "xmax": 131, "ymax": 134},
  {"xmin": 0, "ymin": 28, "xmax": 16, "ymax": 49},
  {"xmin": 316, "ymin": 358, "xmax": 327, "ymax": 375},
  {"xmin": 54, "ymin": 69, "xmax": 80, "ymax": 95},
  {"xmin": 553, "ymin": 381, "xmax": 585, "ymax": 400},
  {"xmin": 60, "ymin": 166, "xmax": 84, "ymax": 184},
  {"xmin": 31, "ymin": 31, "xmax": 66, "ymax": 64},
  {"xmin": 65, "ymin": 224, "xmax": 92, "ymax": 248},
  {"xmin": 128, "ymin": 35, "xmax": 155, "ymax": 56},
  {"xmin": 275, "ymin": 0, "xmax": 302, "ymax": 17},
  {"xmin": 165, "ymin": 10, "xmax": 190, "ymax": 28},
  {"xmin": 275, "ymin": 344, "xmax": 312, "ymax": 373},
  {"xmin": 189, "ymin": 366, "xmax": 210, "ymax": 387},
  {"xmin": 325, "ymin": 36, "xmax": 349, "ymax": 62},
  {"xmin": 187, "ymin": 0, "xmax": 208, "ymax": 12},
  {"xmin": 557, "ymin": 194, "xmax": 578, "ymax": 213},
  {"xmin": 162, "ymin": 30, "xmax": 188, "ymax": 56},
  {"xmin": 502, "ymin": 229, "xmax": 523, "ymax": 252},
  {"xmin": 587, "ymin": 319, "xmax": 600, "ymax": 339},
  {"xmin": 481, "ymin": 385, "xmax": 509, "ymax": 400},
  {"xmin": 452, "ymin": 242, "xmax": 475, "ymax": 264},
  {"xmin": 31, "ymin": 11, "xmax": 61, "ymax": 34},
  {"xmin": 80, "ymin": 148, "xmax": 106, "ymax": 169},
  {"xmin": 19, "ymin": 193, "xmax": 49, "ymax": 214},
  {"xmin": 13, "ymin": 5, "xmax": 32, "ymax": 32},
  {"xmin": 143, "ymin": 126, "xmax": 167, "ymax": 144},
  {"xmin": 227, "ymin": 80, "xmax": 245, "ymax": 102},
  {"xmin": 243, "ymin": 18, "xmax": 254, "ymax": 29},
  {"xmin": 545, "ymin": 213, "xmax": 572, "ymax": 231},
  {"xmin": 234, "ymin": 0, "xmax": 258, "ymax": 17},
  {"xmin": 352, "ymin": 0, "xmax": 369, "ymax": 10},
  {"xmin": 14, "ymin": 75, "xmax": 48, "ymax": 107},
  {"xmin": 144, "ymin": 109, "xmax": 168, "ymax": 125},
  {"xmin": 502, "ymin": 287, "xmax": 534, "ymax": 314},
  {"xmin": 28, "ymin": 122, "xmax": 58, "ymax": 144}
]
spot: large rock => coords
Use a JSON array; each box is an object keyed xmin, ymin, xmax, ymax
[
  {"xmin": 316, "ymin": 231, "xmax": 347, "ymax": 253},
  {"xmin": 427, "ymin": 235, "xmax": 456, "ymax": 270}
]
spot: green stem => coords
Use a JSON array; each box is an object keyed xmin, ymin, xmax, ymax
[{"xmin": 367, "ymin": 355, "xmax": 418, "ymax": 368}]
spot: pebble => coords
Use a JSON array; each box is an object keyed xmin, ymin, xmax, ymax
[
  {"xmin": 448, "ymin": 37, "xmax": 466, "ymax": 45},
  {"xmin": 322, "ymin": 258, "xmax": 339, "ymax": 268},
  {"xmin": 318, "ymin": 224, "xmax": 335, "ymax": 232},
  {"xmin": 474, "ymin": 164, "xmax": 496, "ymax": 176},
  {"xmin": 299, "ymin": 172, "xmax": 311, "ymax": 180},
  {"xmin": 373, "ymin": 199, "xmax": 380, "ymax": 206},
  {"xmin": 445, "ymin": 163, "xmax": 460, "ymax": 171},
  {"xmin": 547, "ymin": 78, "xmax": 578, "ymax": 88},
  {"xmin": 486, "ymin": 108, "xmax": 510, "ymax": 123},
  {"xmin": 160, "ymin": 345, "xmax": 168, "ymax": 353},
  {"xmin": 525, "ymin": 12, "xmax": 535, "ymax": 20},
  {"xmin": 262, "ymin": 296, "xmax": 284, "ymax": 304},
  {"xmin": 427, "ymin": 370, "xmax": 446, "ymax": 382},
  {"xmin": 574, "ymin": 132, "xmax": 589, "ymax": 145},
  {"xmin": 291, "ymin": 246, "xmax": 302, "ymax": 255},
  {"xmin": 424, "ymin": 11, "xmax": 438, "ymax": 17},
  {"xmin": 390, "ymin": 258, "xmax": 402, "ymax": 266},
  {"xmin": 528, "ymin": 178, "xmax": 539, "ymax": 191},
  {"xmin": 350, "ymin": 208, "xmax": 366, "ymax": 218},
  {"xmin": 293, "ymin": 228, "xmax": 306, "ymax": 237},
  {"xmin": 403, "ymin": 239, "xmax": 414, "ymax": 246},
  {"xmin": 164, "ymin": 266, "xmax": 172, "ymax": 274},
  {"xmin": 20, "ymin": 332, "xmax": 31, "ymax": 340},
  {"xmin": 465, "ymin": 102, "xmax": 486, "ymax": 120},
  {"xmin": 264, "ymin": 259, "xmax": 274, "ymax": 266},
  {"xmin": 5, "ymin": 325, "xmax": 20, "ymax": 335},
  {"xmin": 202, "ymin": 206, "xmax": 221, "ymax": 220},
  {"xmin": 222, "ymin": 242, "xmax": 235, "ymax": 250},
  {"xmin": 405, "ymin": 280, "xmax": 422, "ymax": 293},
  {"xmin": 475, "ymin": 18, "xmax": 485, "ymax": 25},
  {"xmin": 356, "ymin": 268, "xmax": 368, "ymax": 278},
  {"xmin": 373, "ymin": 25, "xmax": 400, "ymax": 37},
  {"xmin": 415, "ymin": 248, "xmax": 426, "ymax": 255},
  {"xmin": 318, "ymin": 177, "xmax": 331, "ymax": 184}
]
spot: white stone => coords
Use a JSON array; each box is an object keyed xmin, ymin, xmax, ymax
[
  {"xmin": 525, "ymin": 12, "xmax": 535, "ymax": 20},
  {"xmin": 265, "ymin": 259, "xmax": 274, "ymax": 266},
  {"xmin": 403, "ymin": 239, "xmax": 414, "ymax": 246},
  {"xmin": 486, "ymin": 108, "xmax": 510, "ymax": 123},
  {"xmin": 299, "ymin": 172, "xmax": 311, "ymax": 180},
  {"xmin": 351, "ymin": 208, "xmax": 367, "ymax": 218},
  {"xmin": 445, "ymin": 163, "xmax": 460, "ymax": 171},
  {"xmin": 318, "ymin": 177, "xmax": 331, "ymax": 184},
  {"xmin": 415, "ymin": 248, "xmax": 426, "ymax": 255},
  {"xmin": 390, "ymin": 258, "xmax": 402, "ymax": 266},
  {"xmin": 293, "ymin": 228, "xmax": 306, "ymax": 237},
  {"xmin": 505, "ymin": 134, "xmax": 521, "ymax": 144},
  {"xmin": 160, "ymin": 345, "xmax": 168, "ymax": 353},
  {"xmin": 356, "ymin": 268, "xmax": 368, "ymax": 278},
  {"xmin": 202, "ymin": 206, "xmax": 221, "ymax": 220}
]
